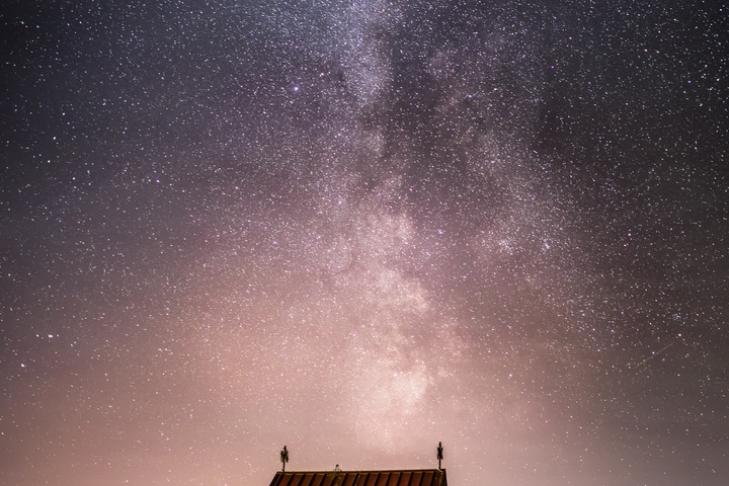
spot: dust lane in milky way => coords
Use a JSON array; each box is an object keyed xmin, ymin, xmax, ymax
[{"xmin": 1, "ymin": 1, "xmax": 728, "ymax": 485}]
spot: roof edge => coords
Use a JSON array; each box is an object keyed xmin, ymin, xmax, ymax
[{"xmin": 272, "ymin": 468, "xmax": 446, "ymax": 473}]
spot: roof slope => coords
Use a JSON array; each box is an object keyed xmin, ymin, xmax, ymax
[{"xmin": 268, "ymin": 469, "xmax": 447, "ymax": 486}]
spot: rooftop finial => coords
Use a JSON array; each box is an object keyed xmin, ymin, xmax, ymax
[
  {"xmin": 280, "ymin": 445, "xmax": 289, "ymax": 472},
  {"xmin": 437, "ymin": 441, "xmax": 444, "ymax": 470}
]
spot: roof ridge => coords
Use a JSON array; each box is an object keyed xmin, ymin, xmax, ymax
[{"xmin": 275, "ymin": 468, "xmax": 446, "ymax": 473}]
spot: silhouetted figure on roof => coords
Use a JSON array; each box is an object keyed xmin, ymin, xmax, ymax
[{"xmin": 280, "ymin": 445, "xmax": 289, "ymax": 472}]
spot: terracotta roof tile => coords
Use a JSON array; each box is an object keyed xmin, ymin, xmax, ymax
[{"xmin": 269, "ymin": 469, "xmax": 447, "ymax": 486}]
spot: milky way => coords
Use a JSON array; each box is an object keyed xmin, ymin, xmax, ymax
[{"xmin": 2, "ymin": 1, "xmax": 729, "ymax": 485}]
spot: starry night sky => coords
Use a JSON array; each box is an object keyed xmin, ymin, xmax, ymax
[{"xmin": 2, "ymin": 1, "xmax": 729, "ymax": 485}]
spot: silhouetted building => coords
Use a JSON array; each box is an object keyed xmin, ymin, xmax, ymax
[{"xmin": 268, "ymin": 468, "xmax": 448, "ymax": 486}]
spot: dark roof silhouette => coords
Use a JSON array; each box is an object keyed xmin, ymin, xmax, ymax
[{"xmin": 268, "ymin": 469, "xmax": 448, "ymax": 486}]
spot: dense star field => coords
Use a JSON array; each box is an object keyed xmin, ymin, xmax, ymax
[{"xmin": 2, "ymin": 1, "xmax": 729, "ymax": 485}]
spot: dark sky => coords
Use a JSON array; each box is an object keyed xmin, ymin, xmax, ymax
[{"xmin": 2, "ymin": 1, "xmax": 729, "ymax": 485}]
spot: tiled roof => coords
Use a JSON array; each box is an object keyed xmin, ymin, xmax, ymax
[{"xmin": 268, "ymin": 469, "xmax": 447, "ymax": 486}]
